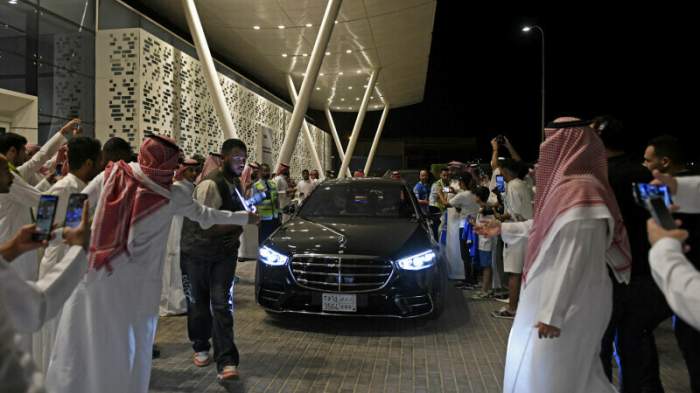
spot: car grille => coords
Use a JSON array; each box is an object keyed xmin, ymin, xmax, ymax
[{"xmin": 290, "ymin": 254, "xmax": 394, "ymax": 293}]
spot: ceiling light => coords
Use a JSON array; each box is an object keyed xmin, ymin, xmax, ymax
[
  {"xmin": 325, "ymin": 52, "xmax": 331, "ymax": 56},
  {"xmin": 334, "ymin": 21, "xmax": 338, "ymax": 25},
  {"xmin": 522, "ymin": 26, "xmax": 532, "ymax": 32},
  {"xmin": 356, "ymin": 70, "xmax": 362, "ymax": 74},
  {"xmin": 346, "ymin": 49, "xmax": 352, "ymax": 54},
  {"xmin": 340, "ymin": 98, "xmax": 345, "ymax": 102},
  {"xmin": 302, "ymin": 53, "xmax": 308, "ymax": 57},
  {"xmin": 319, "ymin": 73, "xmax": 325, "ymax": 76},
  {"xmin": 355, "ymin": 97, "xmax": 360, "ymax": 101},
  {"xmin": 278, "ymin": 25, "xmax": 286, "ymax": 29},
  {"xmin": 348, "ymin": 86, "xmax": 353, "ymax": 90},
  {"xmin": 253, "ymin": 26, "xmax": 260, "ymax": 30},
  {"xmin": 338, "ymin": 72, "xmax": 344, "ymax": 76},
  {"xmin": 316, "ymin": 87, "xmax": 321, "ymax": 90},
  {"xmin": 306, "ymin": 23, "xmax": 313, "ymax": 28},
  {"xmin": 282, "ymin": 53, "xmax": 288, "ymax": 58},
  {"xmin": 370, "ymin": 96, "xmax": 374, "ymax": 99}
]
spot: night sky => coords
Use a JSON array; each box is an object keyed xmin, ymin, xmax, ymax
[
  {"xmin": 126, "ymin": 2, "xmax": 699, "ymax": 166},
  {"xmin": 329, "ymin": 9, "xmax": 699, "ymax": 164}
]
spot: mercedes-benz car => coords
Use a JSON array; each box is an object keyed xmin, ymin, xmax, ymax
[{"xmin": 255, "ymin": 178, "xmax": 447, "ymax": 319}]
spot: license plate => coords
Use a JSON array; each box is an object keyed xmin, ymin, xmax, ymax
[{"xmin": 322, "ymin": 293, "xmax": 357, "ymax": 312}]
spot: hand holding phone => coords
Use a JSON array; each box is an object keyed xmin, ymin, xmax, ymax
[{"xmin": 33, "ymin": 195, "xmax": 59, "ymax": 241}]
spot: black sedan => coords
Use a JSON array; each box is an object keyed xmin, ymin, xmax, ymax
[{"xmin": 255, "ymin": 178, "xmax": 447, "ymax": 319}]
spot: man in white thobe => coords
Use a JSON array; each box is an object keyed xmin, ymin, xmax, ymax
[
  {"xmin": 0, "ymin": 119, "xmax": 78, "ymax": 282},
  {"xmin": 160, "ymin": 158, "xmax": 199, "ymax": 316},
  {"xmin": 32, "ymin": 136, "xmax": 102, "ymax": 373},
  {"xmin": 440, "ymin": 162, "xmax": 466, "ymax": 280},
  {"xmin": 477, "ymin": 118, "xmax": 632, "ymax": 393},
  {"xmin": 46, "ymin": 135, "xmax": 258, "ymax": 393},
  {"xmin": 0, "ymin": 154, "xmax": 91, "ymax": 392}
]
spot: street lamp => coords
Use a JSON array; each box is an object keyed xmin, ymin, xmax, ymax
[{"xmin": 523, "ymin": 25, "xmax": 545, "ymax": 141}]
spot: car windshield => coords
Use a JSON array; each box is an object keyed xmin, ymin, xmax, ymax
[{"xmin": 299, "ymin": 182, "xmax": 417, "ymax": 219}]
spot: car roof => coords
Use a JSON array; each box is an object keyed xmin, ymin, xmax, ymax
[{"xmin": 322, "ymin": 177, "xmax": 407, "ymax": 187}]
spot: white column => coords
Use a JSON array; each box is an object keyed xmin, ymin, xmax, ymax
[
  {"xmin": 338, "ymin": 69, "xmax": 379, "ymax": 179},
  {"xmin": 324, "ymin": 107, "xmax": 352, "ymax": 177},
  {"xmin": 363, "ymin": 103, "xmax": 390, "ymax": 175},
  {"xmin": 287, "ymin": 75, "xmax": 324, "ymax": 179},
  {"xmin": 182, "ymin": 0, "xmax": 237, "ymax": 139},
  {"xmin": 275, "ymin": 0, "xmax": 343, "ymax": 173}
]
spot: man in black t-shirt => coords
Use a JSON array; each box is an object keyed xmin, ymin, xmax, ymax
[{"xmin": 594, "ymin": 117, "xmax": 672, "ymax": 392}]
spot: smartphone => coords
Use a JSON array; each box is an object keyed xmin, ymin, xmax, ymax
[
  {"xmin": 442, "ymin": 186, "xmax": 451, "ymax": 193},
  {"xmin": 496, "ymin": 175, "xmax": 505, "ymax": 193},
  {"xmin": 54, "ymin": 163, "xmax": 63, "ymax": 177},
  {"xmin": 646, "ymin": 197, "xmax": 677, "ymax": 229},
  {"xmin": 633, "ymin": 183, "xmax": 673, "ymax": 207},
  {"xmin": 33, "ymin": 195, "xmax": 59, "ymax": 241},
  {"xmin": 64, "ymin": 193, "xmax": 87, "ymax": 228}
]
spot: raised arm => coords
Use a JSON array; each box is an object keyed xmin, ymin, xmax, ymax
[
  {"xmin": 16, "ymin": 119, "xmax": 78, "ymax": 180},
  {"xmin": 172, "ymin": 182, "xmax": 254, "ymax": 229}
]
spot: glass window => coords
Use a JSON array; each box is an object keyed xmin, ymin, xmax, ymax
[{"xmin": 300, "ymin": 182, "xmax": 416, "ymax": 219}]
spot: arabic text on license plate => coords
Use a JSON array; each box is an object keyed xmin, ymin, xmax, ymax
[{"xmin": 322, "ymin": 293, "xmax": 357, "ymax": 312}]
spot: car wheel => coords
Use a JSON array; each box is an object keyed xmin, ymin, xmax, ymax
[{"xmin": 428, "ymin": 262, "xmax": 448, "ymax": 320}]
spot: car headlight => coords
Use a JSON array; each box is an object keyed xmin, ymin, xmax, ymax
[
  {"xmin": 259, "ymin": 246, "xmax": 289, "ymax": 266},
  {"xmin": 396, "ymin": 250, "xmax": 436, "ymax": 270}
]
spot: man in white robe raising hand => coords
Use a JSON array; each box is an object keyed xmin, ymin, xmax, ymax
[
  {"xmin": 46, "ymin": 135, "xmax": 258, "ymax": 393},
  {"xmin": 477, "ymin": 117, "xmax": 632, "ymax": 393}
]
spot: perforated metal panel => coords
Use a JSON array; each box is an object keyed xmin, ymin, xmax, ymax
[{"xmin": 96, "ymin": 28, "xmax": 330, "ymax": 177}]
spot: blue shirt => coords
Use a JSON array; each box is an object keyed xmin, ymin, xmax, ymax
[{"xmin": 413, "ymin": 182, "xmax": 431, "ymax": 213}]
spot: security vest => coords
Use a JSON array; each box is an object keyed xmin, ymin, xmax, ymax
[{"xmin": 253, "ymin": 179, "xmax": 279, "ymax": 220}]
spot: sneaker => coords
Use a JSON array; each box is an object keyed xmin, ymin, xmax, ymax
[
  {"xmin": 491, "ymin": 307, "xmax": 516, "ymax": 320},
  {"xmin": 471, "ymin": 291, "xmax": 494, "ymax": 300},
  {"xmin": 193, "ymin": 351, "xmax": 211, "ymax": 367},
  {"xmin": 217, "ymin": 365, "xmax": 240, "ymax": 381}
]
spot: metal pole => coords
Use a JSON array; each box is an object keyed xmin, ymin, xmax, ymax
[
  {"xmin": 181, "ymin": 0, "xmax": 237, "ymax": 139},
  {"xmin": 338, "ymin": 69, "xmax": 380, "ymax": 178},
  {"xmin": 324, "ymin": 108, "xmax": 352, "ymax": 177},
  {"xmin": 363, "ymin": 104, "xmax": 390, "ymax": 175},
  {"xmin": 287, "ymin": 75, "xmax": 325, "ymax": 179},
  {"xmin": 536, "ymin": 25, "xmax": 545, "ymax": 141},
  {"xmin": 275, "ymin": 0, "xmax": 343, "ymax": 173}
]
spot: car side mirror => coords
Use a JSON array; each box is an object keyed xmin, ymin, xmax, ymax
[{"xmin": 282, "ymin": 202, "xmax": 298, "ymax": 215}]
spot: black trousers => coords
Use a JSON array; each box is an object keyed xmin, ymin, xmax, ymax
[
  {"xmin": 427, "ymin": 206, "xmax": 441, "ymax": 242},
  {"xmin": 181, "ymin": 253, "xmax": 239, "ymax": 371},
  {"xmin": 458, "ymin": 227, "xmax": 476, "ymax": 284},
  {"xmin": 675, "ymin": 318, "xmax": 700, "ymax": 392},
  {"xmin": 600, "ymin": 276, "xmax": 672, "ymax": 392}
]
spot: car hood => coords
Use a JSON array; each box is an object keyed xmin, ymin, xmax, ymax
[{"xmin": 266, "ymin": 216, "xmax": 431, "ymax": 258}]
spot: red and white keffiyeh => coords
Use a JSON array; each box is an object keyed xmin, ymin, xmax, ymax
[
  {"xmin": 89, "ymin": 135, "xmax": 180, "ymax": 272},
  {"xmin": 523, "ymin": 117, "xmax": 632, "ymax": 283}
]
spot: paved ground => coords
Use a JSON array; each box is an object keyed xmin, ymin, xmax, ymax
[{"xmin": 150, "ymin": 261, "xmax": 691, "ymax": 393}]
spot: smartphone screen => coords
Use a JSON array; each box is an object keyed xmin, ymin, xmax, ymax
[
  {"xmin": 442, "ymin": 187, "xmax": 450, "ymax": 193},
  {"xmin": 635, "ymin": 183, "xmax": 672, "ymax": 207},
  {"xmin": 647, "ymin": 197, "xmax": 677, "ymax": 229},
  {"xmin": 496, "ymin": 175, "xmax": 505, "ymax": 193},
  {"xmin": 64, "ymin": 193, "xmax": 87, "ymax": 228},
  {"xmin": 34, "ymin": 195, "xmax": 59, "ymax": 241},
  {"xmin": 55, "ymin": 163, "xmax": 63, "ymax": 177}
]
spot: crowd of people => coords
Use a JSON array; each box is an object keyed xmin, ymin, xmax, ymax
[
  {"xmin": 407, "ymin": 116, "xmax": 699, "ymax": 392},
  {"xmin": 1, "ymin": 114, "xmax": 699, "ymax": 393}
]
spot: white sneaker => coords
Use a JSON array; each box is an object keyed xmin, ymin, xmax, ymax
[
  {"xmin": 193, "ymin": 351, "xmax": 211, "ymax": 367},
  {"xmin": 495, "ymin": 297, "xmax": 510, "ymax": 304}
]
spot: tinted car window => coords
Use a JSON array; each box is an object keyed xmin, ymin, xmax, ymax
[{"xmin": 300, "ymin": 183, "xmax": 416, "ymax": 219}]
